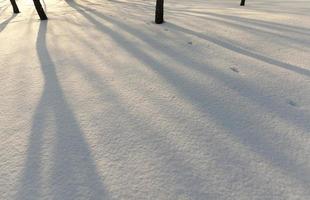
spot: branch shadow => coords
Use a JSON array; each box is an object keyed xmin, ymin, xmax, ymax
[{"xmin": 16, "ymin": 21, "xmax": 108, "ymax": 200}]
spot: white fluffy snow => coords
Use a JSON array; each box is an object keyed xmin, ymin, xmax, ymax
[{"xmin": 1, "ymin": 0, "xmax": 310, "ymax": 199}]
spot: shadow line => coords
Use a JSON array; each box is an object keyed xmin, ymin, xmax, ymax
[
  {"xmin": 16, "ymin": 21, "xmax": 108, "ymax": 200},
  {"xmin": 66, "ymin": 1, "xmax": 310, "ymax": 133},
  {"xmin": 0, "ymin": 14, "xmax": 16, "ymax": 32},
  {"xmin": 166, "ymin": 22, "xmax": 310, "ymax": 78},
  {"xmin": 63, "ymin": 1, "xmax": 310, "ymax": 193},
  {"xmin": 171, "ymin": 9, "xmax": 310, "ymax": 36},
  {"xmin": 169, "ymin": 11, "xmax": 310, "ymax": 48}
]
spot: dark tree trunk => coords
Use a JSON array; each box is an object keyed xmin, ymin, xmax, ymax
[
  {"xmin": 155, "ymin": 0, "xmax": 164, "ymax": 24},
  {"xmin": 10, "ymin": 0, "xmax": 20, "ymax": 13},
  {"xmin": 240, "ymin": 0, "xmax": 246, "ymax": 6},
  {"xmin": 33, "ymin": 0, "xmax": 48, "ymax": 20}
]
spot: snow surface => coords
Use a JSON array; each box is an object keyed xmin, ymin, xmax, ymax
[{"xmin": 1, "ymin": 0, "xmax": 310, "ymax": 199}]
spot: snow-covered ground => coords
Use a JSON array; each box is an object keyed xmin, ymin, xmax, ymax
[{"xmin": 1, "ymin": 0, "xmax": 310, "ymax": 199}]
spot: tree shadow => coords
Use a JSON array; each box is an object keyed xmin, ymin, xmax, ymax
[
  {"xmin": 168, "ymin": 11, "xmax": 310, "ymax": 49},
  {"xmin": 241, "ymin": 1, "xmax": 310, "ymax": 17},
  {"xmin": 63, "ymin": 1, "xmax": 310, "ymax": 195},
  {"xmin": 176, "ymin": 10, "xmax": 310, "ymax": 36},
  {"xmin": 16, "ymin": 21, "xmax": 108, "ymax": 200},
  {"xmin": 0, "ymin": 14, "xmax": 16, "ymax": 32},
  {"xmin": 103, "ymin": 14, "xmax": 310, "ymax": 130},
  {"xmin": 68, "ymin": 0, "xmax": 310, "ymax": 79},
  {"xmin": 166, "ymin": 22, "xmax": 310, "ymax": 78},
  {"xmin": 65, "ymin": 0, "xmax": 310, "ymax": 133}
]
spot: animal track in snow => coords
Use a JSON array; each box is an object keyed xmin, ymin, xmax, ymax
[
  {"xmin": 287, "ymin": 100, "xmax": 298, "ymax": 107},
  {"xmin": 230, "ymin": 67, "xmax": 239, "ymax": 73}
]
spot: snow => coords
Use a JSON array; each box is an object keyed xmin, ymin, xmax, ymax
[{"xmin": 1, "ymin": 0, "xmax": 310, "ymax": 199}]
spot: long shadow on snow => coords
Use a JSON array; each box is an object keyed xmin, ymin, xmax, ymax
[
  {"xmin": 60, "ymin": 18, "xmax": 280, "ymax": 198},
  {"xmin": 0, "ymin": 14, "xmax": 16, "ymax": 32},
  {"xmin": 66, "ymin": 53, "xmax": 222, "ymax": 200},
  {"xmin": 102, "ymin": 15, "xmax": 310, "ymax": 132},
  {"xmin": 171, "ymin": 9, "xmax": 310, "ymax": 36},
  {"xmin": 64, "ymin": 0, "xmax": 310, "ymax": 134},
  {"xmin": 167, "ymin": 22, "xmax": 310, "ymax": 78},
  {"xmin": 169, "ymin": 11, "xmax": 310, "ymax": 49},
  {"xmin": 16, "ymin": 21, "xmax": 108, "ymax": 200},
  {"xmin": 61, "ymin": 2, "xmax": 221, "ymax": 199},
  {"xmin": 240, "ymin": 1, "xmax": 310, "ymax": 17},
  {"xmin": 65, "ymin": 1, "xmax": 310, "ymax": 195}
]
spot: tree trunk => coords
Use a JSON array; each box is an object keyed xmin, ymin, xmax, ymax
[
  {"xmin": 240, "ymin": 0, "xmax": 246, "ymax": 6},
  {"xmin": 155, "ymin": 0, "xmax": 164, "ymax": 24},
  {"xmin": 33, "ymin": 0, "xmax": 48, "ymax": 20},
  {"xmin": 10, "ymin": 0, "xmax": 20, "ymax": 13}
]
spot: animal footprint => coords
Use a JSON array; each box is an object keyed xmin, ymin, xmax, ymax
[
  {"xmin": 230, "ymin": 67, "xmax": 239, "ymax": 73},
  {"xmin": 287, "ymin": 100, "xmax": 298, "ymax": 107}
]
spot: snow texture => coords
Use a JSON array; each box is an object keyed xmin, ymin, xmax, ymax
[{"xmin": 1, "ymin": 0, "xmax": 310, "ymax": 199}]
